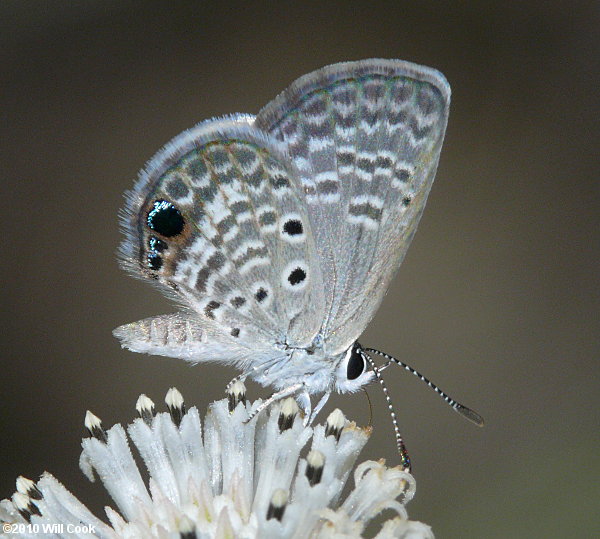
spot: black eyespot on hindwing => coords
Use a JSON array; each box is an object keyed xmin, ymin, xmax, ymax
[
  {"xmin": 283, "ymin": 219, "xmax": 303, "ymax": 236},
  {"xmin": 148, "ymin": 236, "xmax": 168, "ymax": 252},
  {"xmin": 147, "ymin": 252, "xmax": 163, "ymax": 271},
  {"xmin": 255, "ymin": 287, "xmax": 268, "ymax": 302},
  {"xmin": 230, "ymin": 296, "xmax": 246, "ymax": 309},
  {"xmin": 204, "ymin": 300, "xmax": 221, "ymax": 320},
  {"xmin": 288, "ymin": 267, "xmax": 306, "ymax": 286},
  {"xmin": 147, "ymin": 200, "xmax": 185, "ymax": 237}
]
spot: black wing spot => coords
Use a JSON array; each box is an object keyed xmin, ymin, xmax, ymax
[
  {"xmin": 147, "ymin": 200, "xmax": 185, "ymax": 237},
  {"xmin": 147, "ymin": 252, "xmax": 162, "ymax": 271},
  {"xmin": 230, "ymin": 296, "xmax": 246, "ymax": 308},
  {"xmin": 259, "ymin": 211, "xmax": 276, "ymax": 227},
  {"xmin": 402, "ymin": 197, "xmax": 412, "ymax": 206},
  {"xmin": 288, "ymin": 267, "xmax": 306, "ymax": 286},
  {"xmin": 271, "ymin": 176, "xmax": 290, "ymax": 189},
  {"xmin": 255, "ymin": 287, "xmax": 268, "ymax": 302},
  {"xmin": 148, "ymin": 236, "xmax": 167, "ymax": 252},
  {"xmin": 396, "ymin": 169, "xmax": 411, "ymax": 183},
  {"xmin": 283, "ymin": 219, "xmax": 303, "ymax": 236},
  {"xmin": 230, "ymin": 328, "xmax": 240, "ymax": 338},
  {"xmin": 166, "ymin": 177, "xmax": 190, "ymax": 200},
  {"xmin": 357, "ymin": 157, "xmax": 375, "ymax": 173},
  {"xmin": 204, "ymin": 301, "xmax": 221, "ymax": 320}
]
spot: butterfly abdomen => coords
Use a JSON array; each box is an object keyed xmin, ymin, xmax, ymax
[{"xmin": 114, "ymin": 315, "xmax": 205, "ymax": 354}]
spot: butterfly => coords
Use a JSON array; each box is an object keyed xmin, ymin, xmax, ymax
[{"xmin": 114, "ymin": 59, "xmax": 483, "ymax": 471}]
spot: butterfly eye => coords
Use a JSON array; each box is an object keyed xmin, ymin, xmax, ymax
[{"xmin": 346, "ymin": 345, "xmax": 365, "ymax": 380}]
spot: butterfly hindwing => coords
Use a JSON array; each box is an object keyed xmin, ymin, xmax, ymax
[
  {"xmin": 117, "ymin": 116, "xmax": 325, "ymax": 358},
  {"xmin": 256, "ymin": 59, "xmax": 450, "ymax": 354}
]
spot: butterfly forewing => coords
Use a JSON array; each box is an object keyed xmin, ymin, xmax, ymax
[{"xmin": 256, "ymin": 59, "xmax": 450, "ymax": 354}]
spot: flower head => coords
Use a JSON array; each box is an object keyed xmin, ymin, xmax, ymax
[{"xmin": 1, "ymin": 385, "xmax": 433, "ymax": 538}]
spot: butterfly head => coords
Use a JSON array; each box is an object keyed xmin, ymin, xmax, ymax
[{"xmin": 334, "ymin": 342, "xmax": 375, "ymax": 393}]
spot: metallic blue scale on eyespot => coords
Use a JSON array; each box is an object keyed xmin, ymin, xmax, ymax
[
  {"xmin": 149, "ymin": 236, "xmax": 168, "ymax": 252},
  {"xmin": 147, "ymin": 252, "xmax": 163, "ymax": 271},
  {"xmin": 147, "ymin": 200, "xmax": 185, "ymax": 237}
]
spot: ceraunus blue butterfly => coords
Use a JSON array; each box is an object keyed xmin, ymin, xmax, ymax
[{"xmin": 114, "ymin": 59, "xmax": 483, "ymax": 471}]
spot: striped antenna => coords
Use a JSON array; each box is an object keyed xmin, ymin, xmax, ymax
[
  {"xmin": 364, "ymin": 348, "xmax": 484, "ymax": 427},
  {"xmin": 361, "ymin": 349, "xmax": 411, "ymax": 472}
]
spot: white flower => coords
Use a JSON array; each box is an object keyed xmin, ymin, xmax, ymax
[{"xmin": 0, "ymin": 385, "xmax": 433, "ymax": 538}]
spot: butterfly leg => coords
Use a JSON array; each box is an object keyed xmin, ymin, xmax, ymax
[
  {"xmin": 297, "ymin": 391, "xmax": 331, "ymax": 426},
  {"xmin": 243, "ymin": 383, "xmax": 305, "ymax": 424},
  {"xmin": 296, "ymin": 391, "xmax": 312, "ymax": 426},
  {"xmin": 309, "ymin": 392, "xmax": 331, "ymax": 425}
]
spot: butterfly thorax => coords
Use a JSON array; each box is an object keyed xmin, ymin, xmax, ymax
[
  {"xmin": 250, "ymin": 339, "xmax": 374, "ymax": 396},
  {"xmin": 251, "ymin": 340, "xmax": 341, "ymax": 394}
]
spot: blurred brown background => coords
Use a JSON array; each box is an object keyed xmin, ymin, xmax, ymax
[{"xmin": 2, "ymin": 2, "xmax": 598, "ymax": 537}]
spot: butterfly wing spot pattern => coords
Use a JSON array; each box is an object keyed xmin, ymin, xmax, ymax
[{"xmin": 115, "ymin": 59, "xmax": 483, "ymax": 471}]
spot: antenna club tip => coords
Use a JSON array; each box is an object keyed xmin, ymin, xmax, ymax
[{"xmin": 456, "ymin": 404, "xmax": 485, "ymax": 427}]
